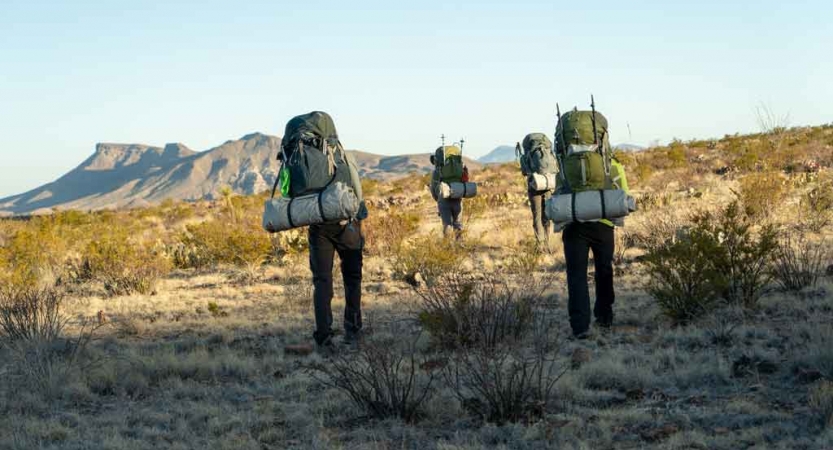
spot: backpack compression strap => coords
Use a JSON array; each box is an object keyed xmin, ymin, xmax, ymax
[
  {"xmin": 317, "ymin": 190, "xmax": 326, "ymax": 222},
  {"xmin": 287, "ymin": 197, "xmax": 297, "ymax": 228},
  {"xmin": 599, "ymin": 190, "xmax": 607, "ymax": 220}
]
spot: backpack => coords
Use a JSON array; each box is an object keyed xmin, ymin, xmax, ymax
[
  {"xmin": 520, "ymin": 133, "xmax": 558, "ymax": 176},
  {"xmin": 433, "ymin": 145, "xmax": 465, "ymax": 183},
  {"xmin": 554, "ymin": 108, "xmax": 613, "ymax": 193},
  {"xmin": 275, "ymin": 111, "xmax": 364, "ymax": 209}
]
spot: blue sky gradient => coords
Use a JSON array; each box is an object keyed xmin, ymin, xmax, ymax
[{"xmin": 1, "ymin": 0, "xmax": 830, "ymax": 197}]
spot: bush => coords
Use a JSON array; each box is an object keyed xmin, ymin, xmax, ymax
[
  {"xmin": 393, "ymin": 235, "xmax": 462, "ymax": 287},
  {"xmin": 643, "ymin": 223, "xmax": 726, "ymax": 324},
  {"xmin": 772, "ymin": 230, "xmax": 829, "ymax": 292},
  {"xmin": 0, "ymin": 286, "xmax": 66, "ymax": 343},
  {"xmin": 416, "ymin": 272, "xmax": 546, "ymax": 349},
  {"xmin": 0, "ymin": 286, "xmax": 97, "ymax": 395},
  {"xmin": 175, "ymin": 220, "xmax": 274, "ymax": 269},
  {"xmin": 702, "ymin": 202, "xmax": 778, "ymax": 307},
  {"xmin": 442, "ymin": 315, "xmax": 564, "ymax": 423},
  {"xmin": 644, "ymin": 202, "xmax": 778, "ymax": 322},
  {"xmin": 363, "ymin": 209, "xmax": 421, "ymax": 257},
  {"xmin": 84, "ymin": 231, "xmax": 171, "ymax": 296},
  {"xmin": 810, "ymin": 381, "xmax": 833, "ymax": 428},
  {"xmin": 735, "ymin": 172, "xmax": 786, "ymax": 220},
  {"xmin": 801, "ymin": 180, "xmax": 833, "ymax": 232},
  {"xmin": 305, "ymin": 332, "xmax": 435, "ymax": 423}
]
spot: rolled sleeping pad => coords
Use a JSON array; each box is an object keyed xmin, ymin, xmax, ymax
[
  {"xmin": 528, "ymin": 173, "xmax": 557, "ymax": 191},
  {"xmin": 440, "ymin": 182, "xmax": 478, "ymax": 199},
  {"xmin": 545, "ymin": 189, "xmax": 636, "ymax": 224},
  {"xmin": 262, "ymin": 182, "xmax": 359, "ymax": 232}
]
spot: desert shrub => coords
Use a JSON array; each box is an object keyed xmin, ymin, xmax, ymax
[
  {"xmin": 361, "ymin": 178, "xmax": 380, "ymax": 197},
  {"xmin": 393, "ymin": 235, "xmax": 462, "ymax": 286},
  {"xmin": 644, "ymin": 202, "xmax": 778, "ymax": 322},
  {"xmin": 272, "ymin": 228, "xmax": 309, "ymax": 262},
  {"xmin": 810, "ymin": 381, "xmax": 833, "ymax": 428},
  {"xmin": 772, "ymin": 230, "xmax": 829, "ymax": 292},
  {"xmin": 667, "ymin": 141, "xmax": 687, "ymax": 168},
  {"xmin": 643, "ymin": 223, "xmax": 726, "ymax": 324},
  {"xmin": 416, "ymin": 272, "xmax": 547, "ymax": 348},
  {"xmin": 0, "ymin": 286, "xmax": 65, "ymax": 343},
  {"xmin": 632, "ymin": 163, "xmax": 653, "ymax": 184},
  {"xmin": 363, "ymin": 209, "xmax": 421, "ymax": 257},
  {"xmin": 305, "ymin": 332, "xmax": 435, "ymax": 423},
  {"xmin": 175, "ymin": 220, "xmax": 273, "ymax": 269},
  {"xmin": 735, "ymin": 172, "xmax": 786, "ymax": 220},
  {"xmin": 442, "ymin": 315, "xmax": 564, "ymax": 423},
  {"xmin": 696, "ymin": 202, "xmax": 779, "ymax": 307},
  {"xmin": 0, "ymin": 221, "xmax": 68, "ymax": 286},
  {"xmin": 84, "ymin": 230, "xmax": 170, "ymax": 296},
  {"xmin": 0, "ymin": 286, "xmax": 97, "ymax": 395},
  {"xmin": 801, "ymin": 180, "xmax": 833, "ymax": 232}
]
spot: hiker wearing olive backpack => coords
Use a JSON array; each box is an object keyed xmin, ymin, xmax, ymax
[
  {"xmin": 550, "ymin": 99, "xmax": 634, "ymax": 339},
  {"xmin": 429, "ymin": 140, "xmax": 477, "ymax": 239}
]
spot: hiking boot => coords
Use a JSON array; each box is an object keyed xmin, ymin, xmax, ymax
[
  {"xmin": 315, "ymin": 335, "xmax": 336, "ymax": 355},
  {"xmin": 342, "ymin": 330, "xmax": 364, "ymax": 350},
  {"xmin": 571, "ymin": 330, "xmax": 593, "ymax": 341},
  {"xmin": 595, "ymin": 313, "xmax": 614, "ymax": 332}
]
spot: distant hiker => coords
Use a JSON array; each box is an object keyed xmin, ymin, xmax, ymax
[
  {"xmin": 548, "ymin": 98, "xmax": 635, "ymax": 339},
  {"xmin": 430, "ymin": 141, "xmax": 477, "ymax": 239},
  {"xmin": 517, "ymin": 133, "xmax": 558, "ymax": 251},
  {"xmin": 262, "ymin": 111, "xmax": 367, "ymax": 350}
]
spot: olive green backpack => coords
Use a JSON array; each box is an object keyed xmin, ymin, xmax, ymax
[
  {"xmin": 432, "ymin": 145, "xmax": 464, "ymax": 183},
  {"xmin": 554, "ymin": 100, "xmax": 613, "ymax": 194}
]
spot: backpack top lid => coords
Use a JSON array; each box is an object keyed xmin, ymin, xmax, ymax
[
  {"xmin": 522, "ymin": 133, "xmax": 552, "ymax": 154},
  {"xmin": 434, "ymin": 145, "xmax": 462, "ymax": 164},
  {"xmin": 555, "ymin": 110, "xmax": 609, "ymax": 155},
  {"xmin": 282, "ymin": 111, "xmax": 339, "ymax": 152}
]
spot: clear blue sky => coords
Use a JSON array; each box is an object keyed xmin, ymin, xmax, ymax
[{"xmin": 1, "ymin": 0, "xmax": 830, "ymax": 197}]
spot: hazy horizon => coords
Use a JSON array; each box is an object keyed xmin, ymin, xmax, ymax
[{"xmin": 1, "ymin": 0, "xmax": 831, "ymax": 198}]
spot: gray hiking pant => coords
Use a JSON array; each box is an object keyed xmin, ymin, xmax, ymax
[
  {"xmin": 528, "ymin": 190, "xmax": 550, "ymax": 248},
  {"xmin": 437, "ymin": 198, "xmax": 463, "ymax": 238}
]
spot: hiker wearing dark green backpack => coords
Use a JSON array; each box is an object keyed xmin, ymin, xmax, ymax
[
  {"xmin": 430, "ymin": 141, "xmax": 477, "ymax": 239},
  {"xmin": 549, "ymin": 98, "xmax": 634, "ymax": 339},
  {"xmin": 266, "ymin": 111, "xmax": 368, "ymax": 350},
  {"xmin": 517, "ymin": 133, "xmax": 558, "ymax": 251}
]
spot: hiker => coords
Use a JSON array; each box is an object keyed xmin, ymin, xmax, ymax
[
  {"xmin": 551, "ymin": 100, "xmax": 632, "ymax": 339},
  {"xmin": 517, "ymin": 133, "xmax": 558, "ymax": 251},
  {"xmin": 430, "ymin": 143, "xmax": 477, "ymax": 238},
  {"xmin": 269, "ymin": 111, "xmax": 368, "ymax": 349}
]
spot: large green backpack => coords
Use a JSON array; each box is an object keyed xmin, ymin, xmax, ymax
[
  {"xmin": 276, "ymin": 111, "xmax": 363, "ymax": 203},
  {"xmin": 554, "ymin": 109, "xmax": 612, "ymax": 193},
  {"xmin": 433, "ymin": 145, "xmax": 464, "ymax": 183},
  {"xmin": 520, "ymin": 133, "xmax": 558, "ymax": 175}
]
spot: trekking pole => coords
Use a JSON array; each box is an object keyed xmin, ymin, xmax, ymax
[
  {"xmin": 460, "ymin": 138, "xmax": 465, "ymax": 153},
  {"xmin": 590, "ymin": 94, "xmax": 599, "ymax": 148}
]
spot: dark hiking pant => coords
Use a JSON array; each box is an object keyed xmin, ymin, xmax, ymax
[
  {"xmin": 438, "ymin": 198, "xmax": 463, "ymax": 238},
  {"xmin": 562, "ymin": 222, "xmax": 615, "ymax": 335},
  {"xmin": 308, "ymin": 221, "xmax": 364, "ymax": 345},
  {"xmin": 528, "ymin": 190, "xmax": 550, "ymax": 249}
]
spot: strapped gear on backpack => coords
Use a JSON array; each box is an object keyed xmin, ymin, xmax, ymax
[
  {"xmin": 548, "ymin": 97, "xmax": 635, "ymax": 226},
  {"xmin": 263, "ymin": 111, "xmax": 366, "ymax": 232},
  {"xmin": 431, "ymin": 143, "xmax": 477, "ymax": 200},
  {"xmin": 519, "ymin": 133, "xmax": 558, "ymax": 192}
]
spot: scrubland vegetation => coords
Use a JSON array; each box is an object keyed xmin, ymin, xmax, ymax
[{"xmin": 1, "ymin": 124, "xmax": 833, "ymax": 449}]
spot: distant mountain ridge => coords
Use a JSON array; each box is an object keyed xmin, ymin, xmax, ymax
[
  {"xmin": 478, "ymin": 145, "xmax": 516, "ymax": 164},
  {"xmin": 0, "ymin": 133, "xmax": 481, "ymax": 215}
]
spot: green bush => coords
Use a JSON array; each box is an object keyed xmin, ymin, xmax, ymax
[
  {"xmin": 645, "ymin": 202, "xmax": 779, "ymax": 323},
  {"xmin": 772, "ymin": 230, "xmax": 829, "ymax": 292},
  {"xmin": 393, "ymin": 235, "xmax": 462, "ymax": 287},
  {"xmin": 644, "ymin": 223, "xmax": 726, "ymax": 324},
  {"xmin": 735, "ymin": 172, "xmax": 786, "ymax": 220},
  {"xmin": 84, "ymin": 230, "xmax": 171, "ymax": 296},
  {"xmin": 363, "ymin": 209, "xmax": 421, "ymax": 257},
  {"xmin": 801, "ymin": 179, "xmax": 833, "ymax": 232},
  {"xmin": 174, "ymin": 220, "xmax": 273, "ymax": 269},
  {"xmin": 416, "ymin": 272, "xmax": 545, "ymax": 348}
]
